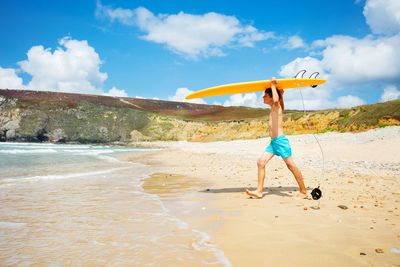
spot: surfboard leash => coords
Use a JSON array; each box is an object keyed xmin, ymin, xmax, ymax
[{"xmin": 294, "ymin": 70, "xmax": 324, "ymax": 200}]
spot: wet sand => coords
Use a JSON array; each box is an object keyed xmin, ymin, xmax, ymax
[
  {"xmin": 133, "ymin": 127, "xmax": 400, "ymax": 267},
  {"xmin": 0, "ymin": 145, "xmax": 230, "ymax": 266}
]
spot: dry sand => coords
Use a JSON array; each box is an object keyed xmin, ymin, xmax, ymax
[{"xmin": 130, "ymin": 126, "xmax": 400, "ymax": 267}]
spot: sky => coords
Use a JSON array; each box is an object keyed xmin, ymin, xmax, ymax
[{"xmin": 1, "ymin": 0, "xmax": 400, "ymax": 110}]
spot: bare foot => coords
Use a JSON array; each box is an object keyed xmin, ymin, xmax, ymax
[
  {"xmin": 292, "ymin": 192, "xmax": 309, "ymax": 199},
  {"xmin": 246, "ymin": 189, "xmax": 263, "ymax": 198}
]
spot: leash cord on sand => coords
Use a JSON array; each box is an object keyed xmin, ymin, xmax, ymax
[{"xmin": 294, "ymin": 71, "xmax": 325, "ymax": 188}]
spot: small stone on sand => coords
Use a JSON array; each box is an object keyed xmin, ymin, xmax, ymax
[
  {"xmin": 338, "ymin": 205, "xmax": 348, "ymax": 210},
  {"xmin": 375, "ymin": 248, "xmax": 384, "ymax": 253}
]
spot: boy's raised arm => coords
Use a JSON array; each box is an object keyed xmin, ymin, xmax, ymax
[{"xmin": 270, "ymin": 77, "xmax": 280, "ymax": 105}]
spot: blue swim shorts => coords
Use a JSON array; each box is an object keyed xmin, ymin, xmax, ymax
[{"xmin": 265, "ymin": 135, "xmax": 292, "ymax": 158}]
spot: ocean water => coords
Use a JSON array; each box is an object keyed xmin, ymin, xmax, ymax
[{"xmin": 0, "ymin": 142, "xmax": 230, "ymax": 266}]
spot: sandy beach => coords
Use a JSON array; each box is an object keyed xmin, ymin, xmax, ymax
[{"xmin": 130, "ymin": 126, "xmax": 400, "ymax": 267}]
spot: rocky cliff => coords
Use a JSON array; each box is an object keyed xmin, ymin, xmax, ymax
[{"xmin": 0, "ymin": 89, "xmax": 399, "ymax": 143}]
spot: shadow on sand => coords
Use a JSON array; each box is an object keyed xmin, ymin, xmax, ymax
[{"xmin": 199, "ymin": 186, "xmax": 311, "ymax": 197}]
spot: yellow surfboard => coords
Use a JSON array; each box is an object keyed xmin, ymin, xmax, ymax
[{"xmin": 185, "ymin": 78, "xmax": 326, "ymax": 99}]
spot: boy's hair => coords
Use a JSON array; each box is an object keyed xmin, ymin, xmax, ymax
[{"xmin": 264, "ymin": 88, "xmax": 281, "ymax": 99}]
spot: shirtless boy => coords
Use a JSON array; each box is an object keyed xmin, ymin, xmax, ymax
[{"xmin": 246, "ymin": 77, "xmax": 307, "ymax": 199}]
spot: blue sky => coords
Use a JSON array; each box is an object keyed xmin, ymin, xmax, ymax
[{"xmin": 1, "ymin": 0, "xmax": 400, "ymax": 110}]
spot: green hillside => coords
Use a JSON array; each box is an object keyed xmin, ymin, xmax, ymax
[{"xmin": 0, "ymin": 89, "xmax": 399, "ymax": 143}]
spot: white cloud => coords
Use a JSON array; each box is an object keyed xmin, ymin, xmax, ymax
[
  {"xmin": 278, "ymin": 0, "xmax": 400, "ymax": 110},
  {"xmin": 237, "ymin": 26, "xmax": 275, "ymax": 47},
  {"xmin": 168, "ymin": 87, "xmax": 207, "ymax": 104},
  {"xmin": 18, "ymin": 37, "xmax": 108, "ymax": 94},
  {"xmin": 278, "ymin": 86, "xmax": 333, "ymax": 110},
  {"xmin": 298, "ymin": 34, "xmax": 400, "ymax": 85},
  {"xmin": 335, "ymin": 95, "xmax": 366, "ymax": 108},
  {"xmin": 2, "ymin": 37, "xmax": 124, "ymax": 97},
  {"xmin": 278, "ymin": 56, "xmax": 371, "ymax": 109},
  {"xmin": 0, "ymin": 67, "xmax": 24, "ymax": 89},
  {"xmin": 318, "ymin": 34, "xmax": 400, "ymax": 85},
  {"xmin": 278, "ymin": 52, "xmax": 378, "ymax": 110},
  {"xmin": 97, "ymin": 5, "xmax": 273, "ymax": 58},
  {"xmin": 283, "ymin": 35, "xmax": 306, "ymax": 50},
  {"xmin": 103, "ymin": 86, "xmax": 128, "ymax": 97},
  {"xmin": 276, "ymin": 0, "xmax": 400, "ymax": 110},
  {"xmin": 135, "ymin": 7, "xmax": 274, "ymax": 58},
  {"xmin": 279, "ymin": 56, "xmax": 327, "ymax": 79},
  {"xmin": 95, "ymin": 1, "xmax": 134, "ymax": 25},
  {"xmin": 380, "ymin": 85, "xmax": 400, "ymax": 102},
  {"xmin": 274, "ymin": 88, "xmax": 366, "ymax": 110},
  {"xmin": 133, "ymin": 96, "xmax": 159, "ymax": 100},
  {"xmin": 223, "ymin": 93, "xmax": 262, "ymax": 108},
  {"xmin": 363, "ymin": 0, "xmax": 400, "ymax": 35},
  {"xmin": 218, "ymin": 89, "xmax": 360, "ymax": 110}
]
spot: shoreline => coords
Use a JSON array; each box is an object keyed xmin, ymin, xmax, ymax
[
  {"xmin": 131, "ymin": 127, "xmax": 400, "ymax": 266},
  {"xmin": 1, "ymin": 143, "xmax": 233, "ymax": 266},
  {"xmin": 1, "ymin": 125, "xmax": 399, "ymax": 147}
]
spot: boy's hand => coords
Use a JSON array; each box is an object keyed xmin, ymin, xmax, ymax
[{"xmin": 270, "ymin": 77, "xmax": 283, "ymax": 94}]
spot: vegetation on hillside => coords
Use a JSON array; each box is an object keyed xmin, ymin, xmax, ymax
[{"xmin": 0, "ymin": 89, "xmax": 399, "ymax": 143}]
